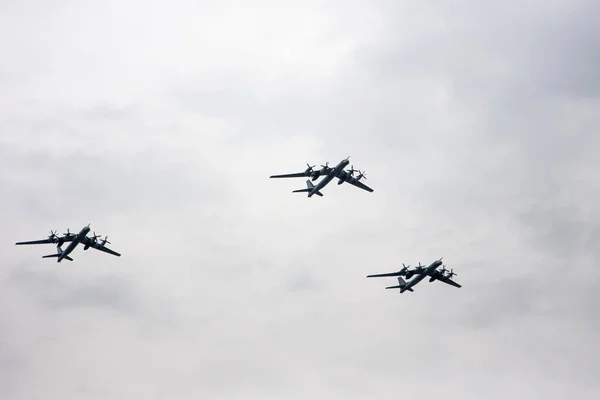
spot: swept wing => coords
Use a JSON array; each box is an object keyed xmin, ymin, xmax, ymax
[
  {"xmin": 367, "ymin": 271, "xmax": 403, "ymax": 278},
  {"xmin": 435, "ymin": 274, "xmax": 461, "ymax": 288},
  {"xmin": 270, "ymin": 172, "xmax": 311, "ymax": 178},
  {"xmin": 427, "ymin": 270, "xmax": 461, "ymax": 288},
  {"xmin": 344, "ymin": 177, "xmax": 374, "ymax": 192},
  {"xmin": 84, "ymin": 238, "xmax": 121, "ymax": 257},
  {"xmin": 336, "ymin": 171, "xmax": 373, "ymax": 192},
  {"xmin": 16, "ymin": 236, "xmax": 75, "ymax": 245}
]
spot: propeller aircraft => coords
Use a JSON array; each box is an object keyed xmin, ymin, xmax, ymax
[
  {"xmin": 15, "ymin": 224, "xmax": 121, "ymax": 262},
  {"xmin": 269, "ymin": 157, "xmax": 373, "ymax": 197},
  {"xmin": 366, "ymin": 258, "xmax": 461, "ymax": 293}
]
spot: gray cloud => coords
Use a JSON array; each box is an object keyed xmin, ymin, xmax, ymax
[
  {"xmin": 7, "ymin": 267, "xmax": 136, "ymax": 313},
  {"xmin": 519, "ymin": 204, "xmax": 600, "ymax": 260},
  {"xmin": 1, "ymin": 0, "xmax": 599, "ymax": 399}
]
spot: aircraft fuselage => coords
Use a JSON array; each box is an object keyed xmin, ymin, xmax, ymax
[
  {"xmin": 309, "ymin": 159, "xmax": 350, "ymax": 197},
  {"xmin": 400, "ymin": 260, "xmax": 443, "ymax": 292},
  {"xmin": 58, "ymin": 226, "xmax": 90, "ymax": 262}
]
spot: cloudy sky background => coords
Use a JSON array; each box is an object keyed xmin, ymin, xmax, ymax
[{"xmin": 1, "ymin": 0, "xmax": 599, "ymax": 398}]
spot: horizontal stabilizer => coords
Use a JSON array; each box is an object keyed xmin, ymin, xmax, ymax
[
  {"xmin": 383, "ymin": 276, "xmax": 413, "ymax": 293},
  {"xmin": 385, "ymin": 285, "xmax": 413, "ymax": 292},
  {"xmin": 293, "ymin": 180, "xmax": 323, "ymax": 197},
  {"xmin": 42, "ymin": 254, "xmax": 73, "ymax": 261},
  {"xmin": 293, "ymin": 189, "xmax": 324, "ymax": 197}
]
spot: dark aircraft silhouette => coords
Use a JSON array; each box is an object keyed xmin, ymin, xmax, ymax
[
  {"xmin": 367, "ymin": 258, "xmax": 461, "ymax": 293},
  {"xmin": 270, "ymin": 157, "xmax": 373, "ymax": 197},
  {"xmin": 15, "ymin": 224, "xmax": 121, "ymax": 262}
]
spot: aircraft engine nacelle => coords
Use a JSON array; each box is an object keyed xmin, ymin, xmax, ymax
[
  {"xmin": 337, "ymin": 179, "xmax": 345, "ymax": 185},
  {"xmin": 429, "ymin": 277, "xmax": 436, "ymax": 282},
  {"xmin": 83, "ymin": 244, "xmax": 90, "ymax": 250},
  {"xmin": 406, "ymin": 271, "xmax": 414, "ymax": 279}
]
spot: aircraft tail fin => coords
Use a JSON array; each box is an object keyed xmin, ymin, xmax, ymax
[
  {"xmin": 385, "ymin": 277, "xmax": 413, "ymax": 292},
  {"xmin": 292, "ymin": 180, "xmax": 323, "ymax": 197},
  {"xmin": 42, "ymin": 247, "xmax": 73, "ymax": 262}
]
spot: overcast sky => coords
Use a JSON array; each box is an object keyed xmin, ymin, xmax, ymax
[{"xmin": 1, "ymin": 1, "xmax": 599, "ymax": 399}]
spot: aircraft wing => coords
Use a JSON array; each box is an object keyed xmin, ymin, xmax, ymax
[
  {"xmin": 367, "ymin": 271, "xmax": 402, "ymax": 278},
  {"xmin": 436, "ymin": 275, "xmax": 461, "ymax": 288},
  {"xmin": 15, "ymin": 236, "xmax": 74, "ymax": 245},
  {"xmin": 343, "ymin": 176, "xmax": 374, "ymax": 192},
  {"xmin": 270, "ymin": 172, "xmax": 311, "ymax": 178},
  {"xmin": 87, "ymin": 240, "xmax": 121, "ymax": 257}
]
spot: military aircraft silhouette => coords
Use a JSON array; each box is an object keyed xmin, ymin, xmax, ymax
[
  {"xmin": 15, "ymin": 224, "xmax": 121, "ymax": 262},
  {"xmin": 269, "ymin": 157, "xmax": 373, "ymax": 197},
  {"xmin": 367, "ymin": 258, "xmax": 461, "ymax": 293}
]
